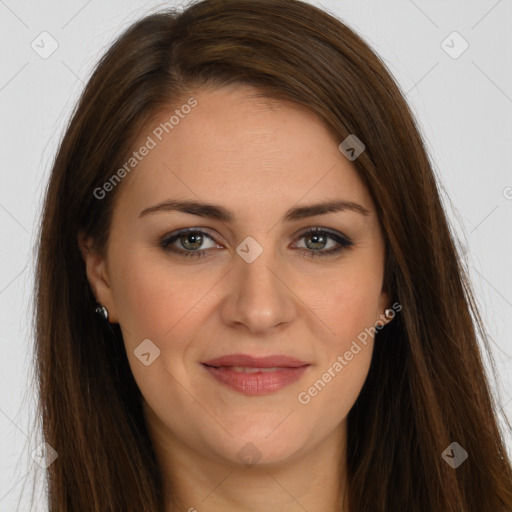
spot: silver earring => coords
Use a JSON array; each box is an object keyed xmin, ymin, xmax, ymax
[
  {"xmin": 384, "ymin": 308, "xmax": 394, "ymax": 320},
  {"xmin": 95, "ymin": 303, "xmax": 109, "ymax": 321}
]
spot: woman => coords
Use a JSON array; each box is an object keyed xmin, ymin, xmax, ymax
[{"xmin": 32, "ymin": 0, "xmax": 512, "ymax": 510}]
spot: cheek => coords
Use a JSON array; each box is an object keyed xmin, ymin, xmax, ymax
[
  {"xmin": 292, "ymin": 309, "xmax": 375, "ymax": 452},
  {"xmin": 110, "ymin": 249, "xmax": 198, "ymax": 341},
  {"xmin": 109, "ymin": 250, "xmax": 219, "ymax": 384},
  {"xmin": 293, "ymin": 260, "xmax": 381, "ymax": 415},
  {"xmin": 110, "ymin": 256, "xmax": 204, "ymax": 419},
  {"xmin": 300, "ymin": 260, "xmax": 383, "ymax": 347},
  {"xmin": 296, "ymin": 344, "xmax": 373, "ymax": 438}
]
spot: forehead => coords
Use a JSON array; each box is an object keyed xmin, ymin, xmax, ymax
[{"xmin": 111, "ymin": 84, "xmax": 373, "ymax": 222}]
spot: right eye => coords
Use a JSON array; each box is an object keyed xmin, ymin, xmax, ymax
[{"xmin": 159, "ymin": 228, "xmax": 222, "ymax": 259}]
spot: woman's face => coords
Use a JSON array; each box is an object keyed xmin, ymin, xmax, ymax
[{"xmin": 80, "ymin": 84, "xmax": 390, "ymax": 468}]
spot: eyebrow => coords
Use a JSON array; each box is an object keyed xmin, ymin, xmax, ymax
[{"xmin": 139, "ymin": 198, "xmax": 370, "ymax": 222}]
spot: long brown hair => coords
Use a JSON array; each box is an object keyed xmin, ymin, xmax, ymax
[{"xmin": 29, "ymin": 0, "xmax": 512, "ymax": 510}]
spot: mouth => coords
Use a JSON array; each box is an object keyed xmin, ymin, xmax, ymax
[
  {"xmin": 201, "ymin": 353, "xmax": 310, "ymax": 395},
  {"xmin": 208, "ymin": 365, "xmax": 286, "ymax": 373}
]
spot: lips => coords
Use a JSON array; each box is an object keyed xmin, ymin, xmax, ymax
[
  {"xmin": 202, "ymin": 353, "xmax": 308, "ymax": 368},
  {"xmin": 201, "ymin": 353, "xmax": 310, "ymax": 395}
]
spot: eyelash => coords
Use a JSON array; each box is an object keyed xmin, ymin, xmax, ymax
[{"xmin": 158, "ymin": 227, "xmax": 354, "ymax": 259}]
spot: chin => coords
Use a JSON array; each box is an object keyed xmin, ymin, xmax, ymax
[{"xmin": 211, "ymin": 430, "xmax": 306, "ymax": 469}]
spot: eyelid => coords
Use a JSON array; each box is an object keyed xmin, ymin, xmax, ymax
[{"xmin": 160, "ymin": 227, "xmax": 221, "ymax": 247}]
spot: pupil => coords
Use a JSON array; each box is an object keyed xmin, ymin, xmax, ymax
[
  {"xmin": 307, "ymin": 234, "xmax": 325, "ymax": 250},
  {"xmin": 183, "ymin": 233, "xmax": 202, "ymax": 249}
]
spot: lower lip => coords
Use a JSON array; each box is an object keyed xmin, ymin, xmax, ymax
[{"xmin": 202, "ymin": 365, "xmax": 309, "ymax": 395}]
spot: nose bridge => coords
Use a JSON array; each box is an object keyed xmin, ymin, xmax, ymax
[{"xmin": 222, "ymin": 234, "xmax": 295, "ymax": 331}]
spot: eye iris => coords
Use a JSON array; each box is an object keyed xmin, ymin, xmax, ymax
[
  {"xmin": 181, "ymin": 232, "xmax": 203, "ymax": 250},
  {"xmin": 306, "ymin": 233, "xmax": 326, "ymax": 250}
]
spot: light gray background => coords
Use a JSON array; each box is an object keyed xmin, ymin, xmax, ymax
[{"xmin": 1, "ymin": 0, "xmax": 511, "ymax": 509}]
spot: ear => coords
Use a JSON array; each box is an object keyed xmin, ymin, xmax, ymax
[
  {"xmin": 376, "ymin": 288, "xmax": 393, "ymax": 328},
  {"xmin": 77, "ymin": 230, "xmax": 118, "ymax": 323}
]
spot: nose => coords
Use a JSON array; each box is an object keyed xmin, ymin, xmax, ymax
[{"xmin": 219, "ymin": 242, "xmax": 296, "ymax": 335}]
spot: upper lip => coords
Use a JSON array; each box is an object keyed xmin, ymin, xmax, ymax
[{"xmin": 202, "ymin": 353, "xmax": 309, "ymax": 368}]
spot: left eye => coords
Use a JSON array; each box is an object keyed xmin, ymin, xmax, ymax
[{"xmin": 159, "ymin": 227, "xmax": 353, "ymax": 259}]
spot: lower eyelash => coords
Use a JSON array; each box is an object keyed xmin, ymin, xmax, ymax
[
  {"xmin": 160, "ymin": 228, "xmax": 353, "ymax": 259},
  {"xmin": 304, "ymin": 243, "xmax": 346, "ymax": 258}
]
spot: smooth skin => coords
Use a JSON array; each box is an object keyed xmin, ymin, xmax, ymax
[{"xmin": 79, "ymin": 84, "xmax": 392, "ymax": 512}]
